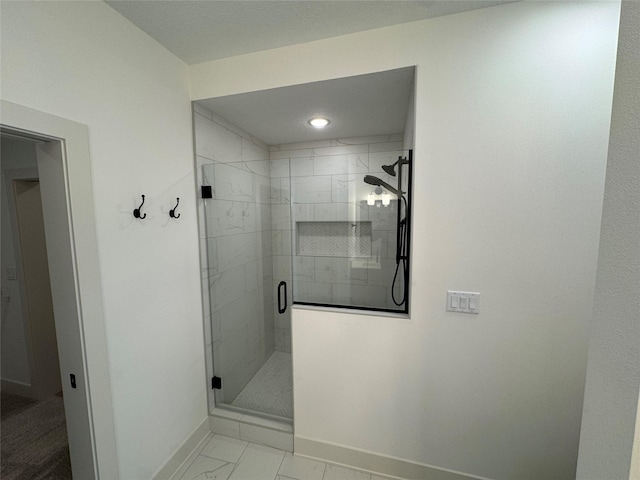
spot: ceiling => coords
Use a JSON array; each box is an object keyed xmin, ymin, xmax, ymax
[
  {"xmin": 197, "ymin": 67, "xmax": 415, "ymax": 145},
  {"xmin": 105, "ymin": 1, "xmax": 511, "ymax": 145},
  {"xmin": 106, "ymin": 1, "xmax": 512, "ymax": 66}
]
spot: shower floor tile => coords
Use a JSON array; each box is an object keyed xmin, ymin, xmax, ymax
[{"xmin": 230, "ymin": 351, "xmax": 292, "ymax": 418}]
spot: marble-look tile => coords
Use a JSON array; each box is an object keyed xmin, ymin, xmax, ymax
[
  {"xmin": 272, "ymin": 256, "xmax": 292, "ymax": 281},
  {"xmin": 314, "ymin": 153, "xmax": 369, "ymax": 175},
  {"xmin": 245, "ymin": 260, "xmax": 260, "ymax": 292},
  {"xmin": 368, "ymin": 142, "xmax": 403, "ymax": 153},
  {"xmin": 254, "ymin": 172, "xmax": 272, "ymax": 204},
  {"xmin": 205, "ymin": 200, "xmax": 244, "ymax": 237},
  {"xmin": 229, "ymin": 443, "xmax": 285, "ymax": 480},
  {"xmin": 314, "ymin": 257, "xmax": 367, "ymax": 285},
  {"xmin": 292, "ymin": 176, "xmax": 332, "ymax": 204},
  {"xmin": 313, "ymin": 154, "xmax": 367, "ymax": 176},
  {"xmin": 293, "ymin": 256, "xmax": 314, "ymax": 282},
  {"xmin": 271, "ymin": 204, "xmax": 291, "ymax": 231},
  {"xmin": 240, "ymin": 160, "xmax": 271, "ymax": 178},
  {"xmin": 313, "ymin": 144, "xmax": 368, "ymax": 157},
  {"xmin": 270, "ymin": 148, "xmax": 313, "ymax": 160},
  {"xmin": 274, "ymin": 328, "xmax": 284, "ymax": 350},
  {"xmin": 201, "ymin": 435, "xmax": 248, "ymax": 463},
  {"xmin": 312, "ymin": 203, "xmax": 349, "ymax": 222},
  {"xmin": 290, "ymin": 157, "xmax": 314, "ymax": 177},
  {"xmin": 283, "ymin": 331, "xmax": 291, "ymax": 353},
  {"xmin": 323, "ymin": 464, "xmax": 371, "ymax": 480},
  {"xmin": 273, "ymin": 139, "xmax": 331, "ymax": 151},
  {"xmin": 274, "ymin": 309, "xmax": 291, "ymax": 329},
  {"xmin": 350, "ymin": 285, "xmax": 388, "ymax": 309},
  {"xmin": 270, "ymin": 159, "xmax": 290, "ymax": 178},
  {"xmin": 220, "ymin": 291, "xmax": 257, "ymax": 339},
  {"xmin": 331, "ymin": 174, "xmax": 357, "ymax": 203},
  {"xmin": 371, "ymin": 231, "xmax": 389, "ymax": 260},
  {"xmin": 211, "ymin": 310, "xmax": 221, "ymax": 343},
  {"xmin": 214, "ymin": 163, "xmax": 255, "ymax": 202},
  {"xmin": 335, "ymin": 134, "xmax": 390, "ymax": 146},
  {"xmin": 194, "ymin": 115, "xmax": 242, "ymax": 163},
  {"xmin": 242, "ymin": 139, "xmax": 269, "ymax": 163},
  {"xmin": 279, "ymin": 178, "xmax": 291, "ymax": 204},
  {"xmin": 293, "ymin": 281, "xmax": 332, "ymax": 304},
  {"xmin": 291, "ymin": 204, "xmax": 310, "ymax": 222},
  {"xmin": 217, "ymin": 232, "xmax": 258, "ymax": 272},
  {"xmin": 260, "ymin": 204, "xmax": 272, "ymax": 231},
  {"xmin": 206, "ymin": 236, "xmax": 219, "ymax": 273},
  {"xmin": 278, "ymin": 453, "xmax": 325, "ymax": 480},
  {"xmin": 209, "ymin": 266, "xmax": 245, "ymax": 311},
  {"xmin": 178, "ymin": 455, "xmax": 234, "ymax": 480},
  {"xmin": 370, "ymin": 206, "xmax": 397, "ymax": 232},
  {"xmin": 366, "ymin": 258, "xmax": 396, "ymax": 287},
  {"xmin": 272, "ymin": 230, "xmax": 284, "ymax": 256}
]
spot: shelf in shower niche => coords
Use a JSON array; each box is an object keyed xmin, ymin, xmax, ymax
[{"xmin": 296, "ymin": 221, "xmax": 372, "ymax": 258}]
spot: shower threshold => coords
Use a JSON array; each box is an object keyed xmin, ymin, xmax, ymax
[{"xmin": 209, "ymin": 351, "xmax": 293, "ymax": 451}]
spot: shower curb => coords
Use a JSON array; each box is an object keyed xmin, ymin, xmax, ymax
[{"xmin": 209, "ymin": 408, "xmax": 293, "ymax": 452}]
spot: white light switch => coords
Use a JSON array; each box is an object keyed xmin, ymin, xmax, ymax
[{"xmin": 446, "ymin": 291, "xmax": 480, "ymax": 314}]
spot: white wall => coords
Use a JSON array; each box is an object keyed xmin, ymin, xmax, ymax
[
  {"xmin": 1, "ymin": 139, "xmax": 37, "ymax": 388},
  {"xmin": 191, "ymin": 2, "xmax": 620, "ymax": 479},
  {"xmin": 0, "ymin": 2, "xmax": 206, "ymax": 478},
  {"xmin": 577, "ymin": 2, "xmax": 640, "ymax": 478}
]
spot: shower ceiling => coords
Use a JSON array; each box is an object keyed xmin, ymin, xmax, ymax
[{"xmin": 195, "ymin": 67, "xmax": 415, "ymax": 145}]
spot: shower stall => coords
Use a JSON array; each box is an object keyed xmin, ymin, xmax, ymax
[{"xmin": 193, "ymin": 67, "xmax": 414, "ymax": 423}]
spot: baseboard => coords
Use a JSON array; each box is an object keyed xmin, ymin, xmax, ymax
[
  {"xmin": 1, "ymin": 379, "xmax": 33, "ymax": 398},
  {"xmin": 152, "ymin": 417, "xmax": 210, "ymax": 480},
  {"xmin": 294, "ymin": 436, "xmax": 490, "ymax": 480}
]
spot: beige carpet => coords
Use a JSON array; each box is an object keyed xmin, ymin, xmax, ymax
[{"xmin": 1, "ymin": 391, "xmax": 72, "ymax": 480}]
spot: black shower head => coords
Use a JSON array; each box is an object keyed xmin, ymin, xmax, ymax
[
  {"xmin": 382, "ymin": 164, "xmax": 397, "ymax": 176},
  {"xmin": 381, "ymin": 156, "xmax": 410, "ymax": 177},
  {"xmin": 363, "ymin": 175, "xmax": 399, "ymax": 196}
]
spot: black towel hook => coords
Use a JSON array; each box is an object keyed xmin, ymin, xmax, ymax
[
  {"xmin": 133, "ymin": 195, "xmax": 147, "ymax": 219},
  {"xmin": 169, "ymin": 197, "xmax": 181, "ymax": 219}
]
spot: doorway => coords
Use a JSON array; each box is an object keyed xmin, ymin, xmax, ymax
[{"xmin": 0, "ymin": 100, "xmax": 117, "ymax": 480}]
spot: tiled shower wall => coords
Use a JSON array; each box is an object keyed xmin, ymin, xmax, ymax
[
  {"xmin": 270, "ymin": 135, "xmax": 406, "ymax": 352},
  {"xmin": 194, "ymin": 104, "xmax": 275, "ymax": 408}
]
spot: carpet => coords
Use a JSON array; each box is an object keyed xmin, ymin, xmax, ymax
[{"xmin": 1, "ymin": 391, "xmax": 72, "ymax": 480}]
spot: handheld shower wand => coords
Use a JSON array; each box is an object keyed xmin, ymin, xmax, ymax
[{"xmin": 363, "ymin": 175, "xmax": 399, "ymax": 196}]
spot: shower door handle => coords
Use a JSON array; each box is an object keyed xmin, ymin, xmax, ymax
[{"xmin": 277, "ymin": 281, "xmax": 287, "ymax": 314}]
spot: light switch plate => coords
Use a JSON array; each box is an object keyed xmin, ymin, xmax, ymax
[{"xmin": 447, "ymin": 291, "xmax": 480, "ymax": 314}]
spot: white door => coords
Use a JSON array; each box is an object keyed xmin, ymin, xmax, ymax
[{"xmin": 36, "ymin": 140, "xmax": 96, "ymax": 480}]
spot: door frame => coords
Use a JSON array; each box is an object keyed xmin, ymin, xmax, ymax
[{"xmin": 0, "ymin": 100, "xmax": 119, "ymax": 479}]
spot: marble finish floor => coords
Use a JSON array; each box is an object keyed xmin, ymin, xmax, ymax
[
  {"xmin": 171, "ymin": 433, "xmax": 404, "ymax": 480},
  {"xmin": 230, "ymin": 351, "xmax": 292, "ymax": 419}
]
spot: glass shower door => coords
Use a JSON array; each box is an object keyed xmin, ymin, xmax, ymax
[{"xmin": 202, "ymin": 157, "xmax": 293, "ymax": 419}]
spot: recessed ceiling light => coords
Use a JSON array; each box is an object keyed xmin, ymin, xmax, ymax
[{"xmin": 308, "ymin": 117, "xmax": 330, "ymax": 128}]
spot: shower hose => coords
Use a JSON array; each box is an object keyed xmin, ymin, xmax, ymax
[{"xmin": 392, "ymin": 196, "xmax": 409, "ymax": 307}]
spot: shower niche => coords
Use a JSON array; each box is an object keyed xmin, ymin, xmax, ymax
[{"xmin": 194, "ymin": 66, "xmax": 415, "ymax": 423}]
